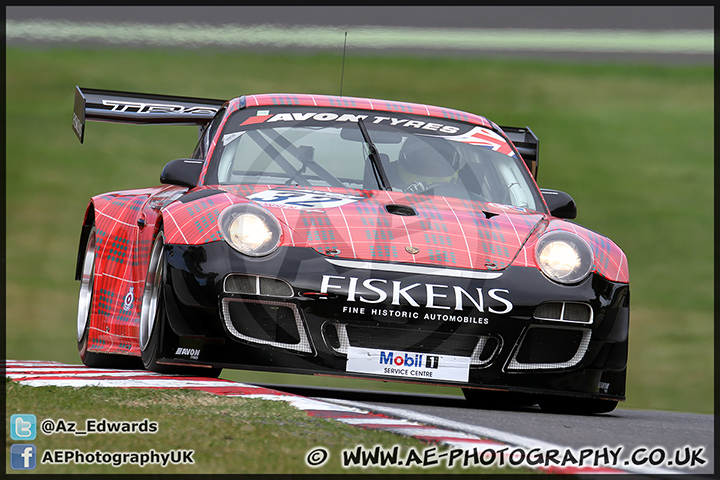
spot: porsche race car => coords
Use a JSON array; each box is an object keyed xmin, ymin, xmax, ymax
[{"xmin": 73, "ymin": 87, "xmax": 629, "ymax": 414}]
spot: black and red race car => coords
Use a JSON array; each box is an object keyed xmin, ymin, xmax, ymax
[{"xmin": 73, "ymin": 87, "xmax": 629, "ymax": 414}]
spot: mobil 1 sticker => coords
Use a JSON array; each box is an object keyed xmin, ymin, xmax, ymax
[
  {"xmin": 248, "ymin": 188, "xmax": 363, "ymax": 210},
  {"xmin": 346, "ymin": 346, "xmax": 470, "ymax": 382}
]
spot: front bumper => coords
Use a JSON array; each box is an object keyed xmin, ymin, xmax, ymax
[{"xmin": 159, "ymin": 242, "xmax": 629, "ymax": 400}]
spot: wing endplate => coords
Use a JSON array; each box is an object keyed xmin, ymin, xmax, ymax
[{"xmin": 500, "ymin": 125, "xmax": 539, "ymax": 179}]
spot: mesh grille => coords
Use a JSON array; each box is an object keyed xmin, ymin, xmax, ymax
[
  {"xmin": 533, "ymin": 302, "xmax": 592, "ymax": 324},
  {"xmin": 322, "ymin": 323, "xmax": 499, "ymax": 366},
  {"xmin": 507, "ymin": 325, "xmax": 591, "ymax": 371},
  {"xmin": 221, "ymin": 298, "xmax": 311, "ymax": 353},
  {"xmin": 346, "ymin": 325, "xmax": 477, "ymax": 356},
  {"xmin": 563, "ymin": 303, "xmax": 591, "ymax": 322},
  {"xmin": 533, "ymin": 302, "xmax": 562, "ymax": 320},
  {"xmin": 226, "ymin": 301, "xmax": 300, "ymax": 344},
  {"xmin": 224, "ymin": 275, "xmax": 256, "ymax": 294},
  {"xmin": 259, "ymin": 277, "xmax": 293, "ymax": 296},
  {"xmin": 224, "ymin": 274, "xmax": 293, "ymax": 297}
]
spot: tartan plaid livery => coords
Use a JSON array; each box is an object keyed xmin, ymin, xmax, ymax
[
  {"xmin": 80, "ymin": 94, "xmax": 629, "ymax": 359},
  {"xmin": 162, "ymin": 185, "xmax": 629, "ymax": 284},
  {"xmin": 87, "ymin": 183, "xmax": 628, "ymax": 355},
  {"xmin": 86, "ymin": 187, "xmax": 186, "ymax": 354}
]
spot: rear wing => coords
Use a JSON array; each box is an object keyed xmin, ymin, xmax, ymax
[
  {"xmin": 72, "ymin": 86, "xmax": 226, "ymax": 143},
  {"xmin": 500, "ymin": 125, "xmax": 539, "ymax": 179}
]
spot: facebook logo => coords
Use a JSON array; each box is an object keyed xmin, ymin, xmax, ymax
[
  {"xmin": 10, "ymin": 414, "xmax": 36, "ymax": 440},
  {"xmin": 11, "ymin": 444, "xmax": 37, "ymax": 470}
]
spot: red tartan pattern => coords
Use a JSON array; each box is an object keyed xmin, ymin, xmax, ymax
[
  {"xmin": 516, "ymin": 219, "xmax": 630, "ymax": 284},
  {"xmin": 87, "ymin": 186, "xmax": 186, "ymax": 355},
  {"xmin": 162, "ymin": 185, "xmax": 629, "ymax": 283},
  {"xmin": 164, "ymin": 185, "xmax": 538, "ymax": 269},
  {"xmin": 90, "ymin": 192, "xmax": 149, "ymax": 355},
  {"xmin": 85, "ymin": 182, "xmax": 628, "ymax": 355}
]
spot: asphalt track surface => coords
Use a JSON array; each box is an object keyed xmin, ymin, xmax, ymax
[
  {"xmin": 262, "ymin": 384, "xmax": 714, "ymax": 475},
  {"xmin": 6, "ymin": 6, "xmax": 714, "ymax": 64},
  {"xmin": 7, "ymin": 5, "xmax": 715, "ymax": 475}
]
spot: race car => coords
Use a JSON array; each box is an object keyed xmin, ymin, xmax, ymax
[{"xmin": 73, "ymin": 87, "xmax": 629, "ymax": 414}]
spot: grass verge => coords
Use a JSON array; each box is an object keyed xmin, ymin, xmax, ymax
[{"xmin": 5, "ymin": 380, "xmax": 536, "ymax": 474}]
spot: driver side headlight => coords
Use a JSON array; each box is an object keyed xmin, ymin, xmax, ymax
[
  {"xmin": 535, "ymin": 231, "xmax": 593, "ymax": 284},
  {"xmin": 218, "ymin": 204, "xmax": 282, "ymax": 256}
]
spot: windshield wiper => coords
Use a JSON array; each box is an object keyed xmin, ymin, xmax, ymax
[{"xmin": 357, "ymin": 118, "xmax": 390, "ymax": 190}]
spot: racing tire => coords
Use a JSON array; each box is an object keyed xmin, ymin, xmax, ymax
[
  {"xmin": 139, "ymin": 231, "xmax": 221, "ymax": 378},
  {"xmin": 537, "ymin": 396, "xmax": 618, "ymax": 415},
  {"xmin": 77, "ymin": 224, "xmax": 143, "ymax": 369}
]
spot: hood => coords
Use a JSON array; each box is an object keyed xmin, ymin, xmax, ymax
[
  {"xmin": 227, "ymin": 185, "xmax": 545, "ymax": 271},
  {"xmin": 162, "ymin": 184, "xmax": 628, "ymax": 283}
]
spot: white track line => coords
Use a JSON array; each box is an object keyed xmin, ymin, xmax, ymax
[{"xmin": 323, "ymin": 398, "xmax": 678, "ymax": 476}]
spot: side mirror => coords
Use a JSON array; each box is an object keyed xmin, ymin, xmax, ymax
[
  {"xmin": 541, "ymin": 189, "xmax": 577, "ymax": 219},
  {"xmin": 160, "ymin": 159, "xmax": 203, "ymax": 187}
]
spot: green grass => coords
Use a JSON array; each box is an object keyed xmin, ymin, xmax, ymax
[
  {"xmin": 5, "ymin": 47, "xmax": 713, "ymax": 414},
  {"xmin": 6, "ymin": 380, "xmax": 536, "ymax": 474}
]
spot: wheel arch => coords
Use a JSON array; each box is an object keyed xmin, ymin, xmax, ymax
[
  {"xmin": 75, "ymin": 202, "xmax": 96, "ymax": 281},
  {"xmin": 152, "ymin": 215, "xmax": 165, "ymax": 241}
]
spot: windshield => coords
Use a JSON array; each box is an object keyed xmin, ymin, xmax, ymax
[{"xmin": 206, "ymin": 107, "xmax": 543, "ymax": 211}]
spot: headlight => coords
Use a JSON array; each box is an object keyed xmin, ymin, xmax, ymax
[
  {"xmin": 218, "ymin": 204, "xmax": 282, "ymax": 256},
  {"xmin": 535, "ymin": 231, "xmax": 593, "ymax": 284}
]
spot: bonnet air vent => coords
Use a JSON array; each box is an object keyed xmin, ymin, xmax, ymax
[{"xmin": 385, "ymin": 204, "xmax": 417, "ymax": 216}]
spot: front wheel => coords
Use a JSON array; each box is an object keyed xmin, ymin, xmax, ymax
[
  {"xmin": 77, "ymin": 224, "xmax": 142, "ymax": 369},
  {"xmin": 139, "ymin": 231, "xmax": 220, "ymax": 378}
]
